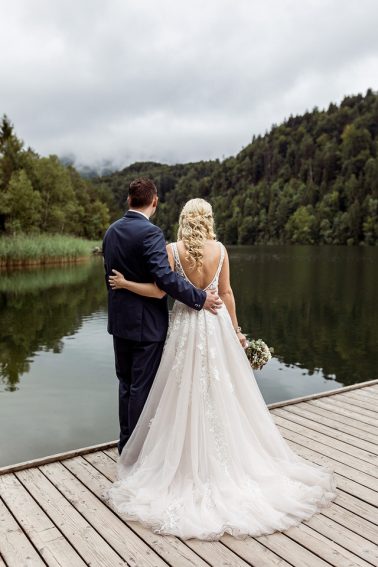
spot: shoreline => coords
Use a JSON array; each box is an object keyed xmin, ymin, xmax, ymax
[{"xmin": 0, "ymin": 255, "xmax": 94, "ymax": 269}]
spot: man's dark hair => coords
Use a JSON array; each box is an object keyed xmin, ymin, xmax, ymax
[{"xmin": 129, "ymin": 177, "xmax": 157, "ymax": 208}]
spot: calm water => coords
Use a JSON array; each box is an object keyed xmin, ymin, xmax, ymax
[{"xmin": 0, "ymin": 246, "xmax": 377, "ymax": 466}]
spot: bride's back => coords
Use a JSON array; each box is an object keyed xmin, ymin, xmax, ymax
[{"xmin": 174, "ymin": 239, "xmax": 222, "ymax": 290}]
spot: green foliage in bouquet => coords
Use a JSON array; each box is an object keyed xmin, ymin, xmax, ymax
[{"xmin": 245, "ymin": 339, "xmax": 274, "ymax": 370}]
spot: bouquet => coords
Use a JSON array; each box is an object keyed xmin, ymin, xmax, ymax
[{"xmin": 244, "ymin": 339, "xmax": 274, "ymax": 370}]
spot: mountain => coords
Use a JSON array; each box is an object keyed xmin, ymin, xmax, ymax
[{"xmin": 100, "ymin": 89, "xmax": 378, "ymax": 245}]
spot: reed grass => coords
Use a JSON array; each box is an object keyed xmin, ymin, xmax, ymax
[{"xmin": 0, "ymin": 234, "xmax": 101, "ymax": 267}]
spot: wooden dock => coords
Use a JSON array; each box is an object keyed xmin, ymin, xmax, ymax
[{"xmin": 1, "ymin": 379, "xmax": 377, "ymax": 567}]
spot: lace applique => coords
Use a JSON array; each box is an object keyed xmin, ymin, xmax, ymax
[
  {"xmin": 197, "ymin": 310, "xmax": 231, "ymax": 474},
  {"xmin": 168, "ymin": 242, "xmax": 231, "ymax": 469},
  {"xmin": 170, "ymin": 311, "xmax": 192, "ymax": 387},
  {"xmin": 157, "ymin": 501, "xmax": 184, "ymax": 533},
  {"xmin": 193, "ymin": 482, "xmax": 216, "ymax": 509}
]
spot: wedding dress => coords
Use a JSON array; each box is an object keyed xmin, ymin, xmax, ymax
[{"xmin": 106, "ymin": 242, "xmax": 337, "ymax": 540}]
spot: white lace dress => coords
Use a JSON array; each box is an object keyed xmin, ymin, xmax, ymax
[{"xmin": 106, "ymin": 241, "xmax": 337, "ymax": 540}]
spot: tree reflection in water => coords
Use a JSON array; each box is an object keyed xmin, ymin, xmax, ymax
[
  {"xmin": 232, "ymin": 245, "xmax": 377, "ymax": 387},
  {"xmin": 0, "ymin": 259, "xmax": 107, "ymax": 390},
  {"xmin": 0, "ymin": 246, "xmax": 377, "ymax": 393}
]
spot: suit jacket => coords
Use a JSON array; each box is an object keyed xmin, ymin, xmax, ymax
[{"xmin": 102, "ymin": 211, "xmax": 206, "ymax": 342}]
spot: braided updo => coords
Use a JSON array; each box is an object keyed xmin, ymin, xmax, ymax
[{"xmin": 177, "ymin": 198, "xmax": 216, "ymax": 270}]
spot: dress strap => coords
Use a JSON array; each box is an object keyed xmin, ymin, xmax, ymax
[
  {"xmin": 215, "ymin": 242, "xmax": 225, "ymax": 279},
  {"xmin": 171, "ymin": 242, "xmax": 185, "ymax": 277},
  {"xmin": 171, "ymin": 242, "xmax": 178, "ymax": 263}
]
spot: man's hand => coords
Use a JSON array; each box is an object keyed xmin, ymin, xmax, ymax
[{"xmin": 203, "ymin": 290, "xmax": 223, "ymax": 315}]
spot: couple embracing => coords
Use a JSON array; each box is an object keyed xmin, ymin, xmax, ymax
[{"xmin": 102, "ymin": 177, "xmax": 336, "ymax": 541}]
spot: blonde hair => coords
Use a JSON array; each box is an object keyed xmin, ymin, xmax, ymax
[{"xmin": 177, "ymin": 198, "xmax": 216, "ymax": 270}]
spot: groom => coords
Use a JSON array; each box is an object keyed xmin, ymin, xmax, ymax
[{"xmin": 103, "ymin": 177, "xmax": 222, "ymax": 454}]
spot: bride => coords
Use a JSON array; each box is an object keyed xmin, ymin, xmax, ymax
[{"xmin": 106, "ymin": 198, "xmax": 336, "ymax": 540}]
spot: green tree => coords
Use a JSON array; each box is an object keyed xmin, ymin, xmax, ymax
[
  {"xmin": 1, "ymin": 170, "xmax": 42, "ymax": 233},
  {"xmin": 285, "ymin": 206, "xmax": 317, "ymax": 243},
  {"xmin": 0, "ymin": 115, "xmax": 23, "ymax": 190},
  {"xmin": 84, "ymin": 199, "xmax": 110, "ymax": 239}
]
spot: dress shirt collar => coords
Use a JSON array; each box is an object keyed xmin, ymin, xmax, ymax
[{"xmin": 128, "ymin": 209, "xmax": 150, "ymax": 220}]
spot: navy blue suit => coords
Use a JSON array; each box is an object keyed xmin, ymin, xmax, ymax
[{"xmin": 103, "ymin": 211, "xmax": 206, "ymax": 453}]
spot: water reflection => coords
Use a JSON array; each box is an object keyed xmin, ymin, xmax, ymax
[
  {"xmin": 231, "ymin": 245, "xmax": 377, "ymax": 387},
  {"xmin": 0, "ymin": 261, "xmax": 107, "ymax": 391},
  {"xmin": 0, "ymin": 246, "xmax": 377, "ymax": 392}
]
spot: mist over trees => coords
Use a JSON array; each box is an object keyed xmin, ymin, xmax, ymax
[
  {"xmin": 101, "ymin": 89, "xmax": 378, "ymax": 245},
  {"xmin": 1, "ymin": 89, "xmax": 377, "ymax": 245},
  {"xmin": 0, "ymin": 116, "xmax": 111, "ymax": 239}
]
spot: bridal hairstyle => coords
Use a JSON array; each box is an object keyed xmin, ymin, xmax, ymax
[{"xmin": 177, "ymin": 198, "xmax": 216, "ymax": 270}]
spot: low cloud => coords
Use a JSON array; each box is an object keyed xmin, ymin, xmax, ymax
[{"xmin": 1, "ymin": 0, "xmax": 378, "ymax": 169}]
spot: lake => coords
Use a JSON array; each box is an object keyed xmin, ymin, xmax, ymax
[{"xmin": 0, "ymin": 245, "xmax": 377, "ymax": 467}]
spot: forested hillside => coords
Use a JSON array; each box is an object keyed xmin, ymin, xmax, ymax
[
  {"xmin": 101, "ymin": 89, "xmax": 378, "ymax": 244},
  {"xmin": 0, "ymin": 116, "xmax": 112, "ymax": 239}
]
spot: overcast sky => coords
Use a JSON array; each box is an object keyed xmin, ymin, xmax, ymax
[{"xmin": 1, "ymin": 0, "xmax": 378, "ymax": 170}]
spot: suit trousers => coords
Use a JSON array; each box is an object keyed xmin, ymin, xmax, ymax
[{"xmin": 113, "ymin": 335, "xmax": 165, "ymax": 455}]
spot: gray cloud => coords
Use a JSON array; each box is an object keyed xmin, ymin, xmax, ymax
[{"xmin": 1, "ymin": 0, "xmax": 378, "ymax": 170}]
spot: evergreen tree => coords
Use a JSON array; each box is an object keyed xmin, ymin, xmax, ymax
[
  {"xmin": 0, "ymin": 116, "xmax": 112, "ymax": 238},
  {"xmin": 100, "ymin": 89, "xmax": 378, "ymax": 245},
  {"xmin": 1, "ymin": 170, "xmax": 42, "ymax": 233}
]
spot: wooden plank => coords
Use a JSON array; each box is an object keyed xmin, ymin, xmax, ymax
[
  {"xmin": 0, "ymin": 440, "xmax": 117, "ymax": 476},
  {"xmin": 266, "ymin": 379, "xmax": 378, "ymax": 410},
  {"xmin": 347, "ymin": 388, "xmax": 378, "ymax": 401},
  {"xmin": 314, "ymin": 397, "xmax": 378, "ymax": 425},
  {"xmin": 0, "ymin": 497, "xmax": 45, "ymax": 567},
  {"xmin": 65, "ymin": 455, "xmax": 209, "ymax": 567},
  {"xmin": 272, "ymin": 407, "xmax": 378, "ymax": 456},
  {"xmin": 284, "ymin": 523, "xmax": 373, "ymax": 567},
  {"xmin": 0, "ymin": 473, "xmax": 86, "ymax": 567},
  {"xmin": 341, "ymin": 392, "xmax": 378, "ymax": 412},
  {"xmin": 332, "ymin": 397, "xmax": 378, "ymax": 418},
  {"xmin": 321, "ymin": 503, "xmax": 378, "ymax": 544},
  {"xmin": 275, "ymin": 423, "xmax": 378, "ymax": 480},
  {"xmin": 255, "ymin": 531, "xmax": 331, "ymax": 567},
  {"xmin": 221, "ymin": 535, "xmax": 292, "ymax": 567},
  {"xmin": 280, "ymin": 403, "xmax": 378, "ymax": 445},
  {"xmin": 83, "ymin": 451, "xmax": 118, "ymax": 481},
  {"xmin": 334, "ymin": 490, "xmax": 378, "ymax": 525},
  {"xmin": 348, "ymin": 388, "xmax": 378, "ymax": 399},
  {"xmin": 273, "ymin": 414, "xmax": 378, "ymax": 469},
  {"xmin": 283, "ymin": 437, "xmax": 378, "ymax": 505},
  {"xmin": 308, "ymin": 399, "xmax": 378, "ymax": 429},
  {"xmin": 184, "ymin": 539, "xmax": 251, "ymax": 567},
  {"xmin": 104, "ymin": 447, "xmax": 118, "ymax": 461},
  {"xmin": 329, "ymin": 470, "xmax": 378, "ymax": 506},
  {"xmin": 304, "ymin": 513, "xmax": 378, "ymax": 565},
  {"xmin": 15, "ymin": 467, "xmax": 126, "ymax": 567},
  {"xmin": 343, "ymin": 395, "xmax": 378, "ymax": 412},
  {"xmin": 41, "ymin": 461, "xmax": 167, "ymax": 567}
]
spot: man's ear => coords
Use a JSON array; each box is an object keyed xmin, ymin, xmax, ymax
[
  {"xmin": 153, "ymin": 195, "xmax": 158, "ymax": 208},
  {"xmin": 127, "ymin": 196, "xmax": 131, "ymax": 207}
]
